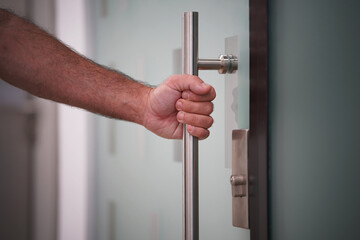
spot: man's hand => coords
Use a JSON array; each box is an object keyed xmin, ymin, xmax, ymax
[
  {"xmin": 0, "ymin": 10, "xmax": 216, "ymax": 140},
  {"xmin": 143, "ymin": 75, "xmax": 216, "ymax": 140}
]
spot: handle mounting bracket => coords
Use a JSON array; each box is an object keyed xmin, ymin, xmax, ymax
[
  {"xmin": 198, "ymin": 54, "xmax": 238, "ymax": 74},
  {"xmin": 231, "ymin": 129, "xmax": 249, "ymax": 229}
]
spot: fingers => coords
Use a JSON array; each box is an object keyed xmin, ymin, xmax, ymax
[
  {"xmin": 164, "ymin": 74, "xmax": 216, "ymax": 140},
  {"xmin": 186, "ymin": 125, "xmax": 210, "ymax": 140},
  {"xmin": 165, "ymin": 74, "xmax": 213, "ymax": 95},
  {"xmin": 177, "ymin": 111, "xmax": 214, "ymax": 129},
  {"xmin": 177, "ymin": 111, "xmax": 214, "ymax": 139},
  {"xmin": 176, "ymin": 99, "xmax": 214, "ymax": 115},
  {"xmin": 182, "ymin": 88, "xmax": 216, "ymax": 102}
]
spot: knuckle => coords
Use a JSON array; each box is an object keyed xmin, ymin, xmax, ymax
[
  {"xmin": 182, "ymin": 90, "xmax": 191, "ymax": 100},
  {"xmin": 199, "ymin": 129, "xmax": 210, "ymax": 140},
  {"xmin": 196, "ymin": 103, "xmax": 205, "ymax": 113},
  {"xmin": 188, "ymin": 114, "xmax": 198, "ymax": 125},
  {"xmin": 207, "ymin": 117, "xmax": 214, "ymax": 127},
  {"xmin": 206, "ymin": 102, "xmax": 214, "ymax": 114},
  {"xmin": 187, "ymin": 101, "xmax": 197, "ymax": 112},
  {"xmin": 188, "ymin": 92, "xmax": 196, "ymax": 101},
  {"xmin": 212, "ymin": 88, "xmax": 217, "ymax": 99},
  {"xmin": 165, "ymin": 75, "xmax": 177, "ymax": 84},
  {"xmin": 198, "ymin": 116, "xmax": 213, "ymax": 128},
  {"xmin": 204, "ymin": 130, "xmax": 210, "ymax": 138},
  {"xmin": 187, "ymin": 114, "xmax": 213, "ymax": 128}
]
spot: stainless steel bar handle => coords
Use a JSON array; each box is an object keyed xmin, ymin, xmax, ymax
[{"xmin": 182, "ymin": 11, "xmax": 199, "ymax": 240}]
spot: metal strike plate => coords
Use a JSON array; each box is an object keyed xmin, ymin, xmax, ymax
[{"xmin": 231, "ymin": 129, "xmax": 249, "ymax": 229}]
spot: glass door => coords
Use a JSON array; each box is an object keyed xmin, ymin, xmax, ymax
[{"xmin": 89, "ymin": 0, "xmax": 249, "ymax": 239}]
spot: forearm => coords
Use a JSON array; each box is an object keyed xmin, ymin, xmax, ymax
[{"xmin": 0, "ymin": 9, "xmax": 151, "ymax": 125}]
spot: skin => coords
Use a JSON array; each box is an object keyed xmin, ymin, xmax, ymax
[{"xmin": 0, "ymin": 9, "xmax": 216, "ymax": 140}]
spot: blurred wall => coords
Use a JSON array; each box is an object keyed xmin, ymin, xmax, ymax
[
  {"xmin": 269, "ymin": 0, "xmax": 360, "ymax": 239},
  {"xmin": 55, "ymin": 1, "xmax": 92, "ymax": 240},
  {"xmin": 0, "ymin": 0, "xmax": 58, "ymax": 240}
]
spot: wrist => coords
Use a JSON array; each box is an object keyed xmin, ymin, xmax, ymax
[
  {"xmin": 115, "ymin": 79, "xmax": 153, "ymax": 126},
  {"xmin": 137, "ymin": 84, "xmax": 153, "ymax": 126}
]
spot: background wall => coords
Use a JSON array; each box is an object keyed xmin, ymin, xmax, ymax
[
  {"xmin": 269, "ymin": 0, "xmax": 360, "ymax": 239},
  {"xmin": 0, "ymin": 0, "xmax": 58, "ymax": 240},
  {"xmin": 55, "ymin": 1, "xmax": 92, "ymax": 240}
]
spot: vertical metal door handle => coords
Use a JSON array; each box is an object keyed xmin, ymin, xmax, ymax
[
  {"xmin": 182, "ymin": 11, "xmax": 238, "ymax": 240},
  {"xmin": 182, "ymin": 11, "xmax": 199, "ymax": 240}
]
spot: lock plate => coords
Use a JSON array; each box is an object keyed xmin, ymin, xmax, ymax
[{"xmin": 231, "ymin": 129, "xmax": 249, "ymax": 229}]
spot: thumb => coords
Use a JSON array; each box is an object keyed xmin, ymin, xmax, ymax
[{"xmin": 165, "ymin": 74, "xmax": 212, "ymax": 95}]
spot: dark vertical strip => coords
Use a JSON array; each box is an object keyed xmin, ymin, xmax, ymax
[
  {"xmin": 26, "ymin": 112, "xmax": 36, "ymax": 240},
  {"xmin": 249, "ymin": 0, "xmax": 269, "ymax": 240},
  {"xmin": 108, "ymin": 201, "xmax": 116, "ymax": 240},
  {"xmin": 25, "ymin": 1, "xmax": 34, "ymax": 239}
]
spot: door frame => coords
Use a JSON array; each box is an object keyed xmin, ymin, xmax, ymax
[{"xmin": 248, "ymin": 0, "xmax": 269, "ymax": 239}]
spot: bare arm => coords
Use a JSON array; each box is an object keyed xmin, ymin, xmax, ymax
[
  {"xmin": 0, "ymin": 9, "xmax": 149, "ymax": 124},
  {"xmin": 0, "ymin": 9, "xmax": 216, "ymax": 139}
]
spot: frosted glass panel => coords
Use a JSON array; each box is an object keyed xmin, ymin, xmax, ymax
[
  {"xmin": 89, "ymin": 0, "xmax": 249, "ymax": 239},
  {"xmin": 269, "ymin": 0, "xmax": 360, "ymax": 239}
]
